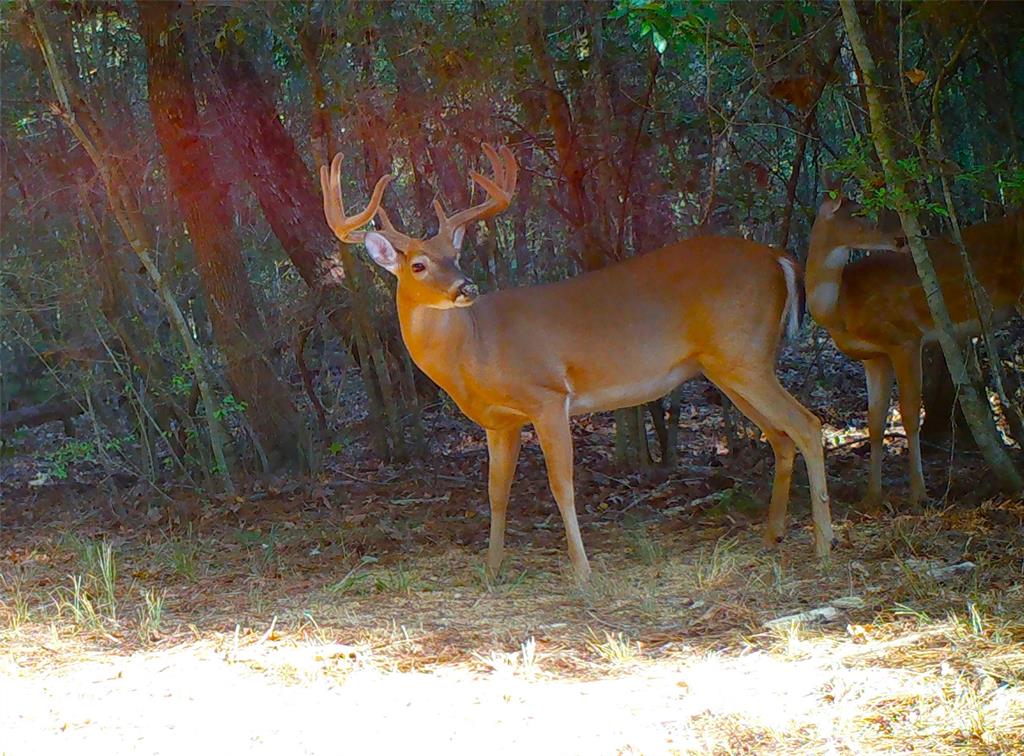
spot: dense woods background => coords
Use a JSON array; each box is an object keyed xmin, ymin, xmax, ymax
[
  {"xmin": 2, "ymin": 0, "xmax": 1023, "ymax": 497},
  {"xmin": 4, "ymin": 3, "xmax": 1024, "ymax": 751}
]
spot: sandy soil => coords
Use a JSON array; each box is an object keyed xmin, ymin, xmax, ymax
[{"xmin": 1, "ymin": 638, "xmax": 925, "ymax": 755}]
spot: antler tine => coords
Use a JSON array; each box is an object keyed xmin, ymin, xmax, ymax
[
  {"xmin": 480, "ymin": 143, "xmax": 505, "ymax": 187},
  {"xmin": 319, "ymin": 154, "xmax": 345, "ymax": 236},
  {"xmin": 435, "ymin": 143, "xmax": 518, "ymax": 236},
  {"xmin": 376, "ymin": 206, "xmax": 418, "ymax": 251},
  {"xmin": 501, "ymin": 145, "xmax": 519, "ymax": 193},
  {"xmin": 432, "ymin": 198, "xmax": 448, "ymax": 231},
  {"xmin": 319, "ymin": 151, "xmax": 392, "ymax": 243}
]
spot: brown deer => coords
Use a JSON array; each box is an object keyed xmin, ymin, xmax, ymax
[
  {"xmin": 321, "ymin": 144, "xmax": 835, "ymax": 580},
  {"xmin": 806, "ymin": 190, "xmax": 1023, "ymax": 510}
]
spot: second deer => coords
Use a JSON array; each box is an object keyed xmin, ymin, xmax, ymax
[
  {"xmin": 322, "ymin": 144, "xmax": 836, "ymax": 580},
  {"xmin": 806, "ymin": 189, "xmax": 1023, "ymax": 510}
]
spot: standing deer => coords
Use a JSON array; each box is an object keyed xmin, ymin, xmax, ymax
[
  {"xmin": 806, "ymin": 190, "xmax": 1023, "ymax": 510},
  {"xmin": 321, "ymin": 144, "xmax": 835, "ymax": 580}
]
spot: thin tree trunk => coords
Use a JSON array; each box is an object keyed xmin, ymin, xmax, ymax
[
  {"xmin": 522, "ymin": 2, "xmax": 607, "ymax": 270},
  {"xmin": 511, "ymin": 144, "xmax": 535, "ymax": 285},
  {"xmin": 294, "ymin": 22, "xmax": 393, "ymax": 459},
  {"xmin": 840, "ymin": 0, "xmax": 1022, "ymax": 492},
  {"xmin": 920, "ymin": 343, "xmax": 972, "ymax": 447},
  {"xmin": 78, "ymin": 195, "xmax": 186, "ymax": 448},
  {"xmin": 925, "ymin": 19, "xmax": 1024, "ymax": 448},
  {"xmin": 779, "ymin": 41, "xmax": 843, "ymax": 252},
  {"xmin": 29, "ymin": 0, "xmax": 234, "ymax": 491}
]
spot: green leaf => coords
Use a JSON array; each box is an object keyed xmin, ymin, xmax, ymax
[{"xmin": 652, "ymin": 29, "xmax": 668, "ymax": 54}]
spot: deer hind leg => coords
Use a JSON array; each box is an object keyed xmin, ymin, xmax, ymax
[
  {"xmin": 485, "ymin": 426, "xmax": 523, "ymax": 578},
  {"xmin": 713, "ymin": 388, "xmax": 796, "ymax": 548},
  {"xmin": 890, "ymin": 343, "xmax": 928, "ymax": 508},
  {"xmin": 708, "ymin": 367, "xmax": 834, "ymax": 558},
  {"xmin": 533, "ymin": 407, "xmax": 591, "ymax": 581},
  {"xmin": 861, "ymin": 357, "xmax": 895, "ymax": 513}
]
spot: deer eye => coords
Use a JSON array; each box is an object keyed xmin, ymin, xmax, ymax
[{"xmin": 411, "ymin": 262, "xmax": 427, "ymax": 273}]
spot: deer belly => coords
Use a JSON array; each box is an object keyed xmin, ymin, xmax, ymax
[{"xmin": 566, "ymin": 364, "xmax": 698, "ymax": 415}]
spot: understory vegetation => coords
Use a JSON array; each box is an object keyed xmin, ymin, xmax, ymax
[{"xmin": 2, "ymin": 1, "xmax": 1023, "ymax": 753}]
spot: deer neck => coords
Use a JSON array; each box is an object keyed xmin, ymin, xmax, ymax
[
  {"xmin": 805, "ymin": 227, "xmax": 850, "ymax": 327},
  {"xmin": 395, "ymin": 289, "xmax": 474, "ymax": 392}
]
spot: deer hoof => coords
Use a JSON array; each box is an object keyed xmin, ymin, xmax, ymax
[{"xmin": 762, "ymin": 529, "xmax": 784, "ymax": 549}]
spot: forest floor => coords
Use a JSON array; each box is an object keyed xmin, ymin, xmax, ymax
[{"xmin": 2, "ymin": 334, "xmax": 1024, "ymax": 754}]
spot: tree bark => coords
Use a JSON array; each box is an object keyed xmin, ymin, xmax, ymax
[
  {"xmin": 29, "ymin": 0, "xmax": 233, "ymax": 490},
  {"xmin": 522, "ymin": 2, "xmax": 608, "ymax": 271},
  {"xmin": 920, "ymin": 344, "xmax": 972, "ymax": 447},
  {"xmin": 925, "ymin": 21, "xmax": 1024, "ymax": 449},
  {"xmin": 292, "ymin": 20, "xmax": 392, "ymax": 459},
  {"xmin": 779, "ymin": 40, "xmax": 843, "ymax": 252},
  {"xmin": 840, "ymin": 0, "xmax": 1022, "ymax": 493},
  {"xmin": 139, "ymin": 1, "xmax": 306, "ymax": 473}
]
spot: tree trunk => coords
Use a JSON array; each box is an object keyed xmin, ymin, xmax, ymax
[
  {"xmin": 77, "ymin": 197, "xmax": 189, "ymax": 454},
  {"xmin": 29, "ymin": 0, "xmax": 233, "ymax": 490},
  {"xmin": 779, "ymin": 40, "xmax": 843, "ymax": 252},
  {"xmin": 925, "ymin": 24, "xmax": 1024, "ymax": 450},
  {"xmin": 920, "ymin": 344, "xmax": 973, "ymax": 448},
  {"xmin": 840, "ymin": 0, "xmax": 1022, "ymax": 493},
  {"xmin": 292, "ymin": 20, "xmax": 393, "ymax": 460},
  {"xmin": 139, "ymin": 1, "xmax": 306, "ymax": 473},
  {"xmin": 511, "ymin": 143, "xmax": 535, "ymax": 285},
  {"xmin": 522, "ymin": 2, "xmax": 608, "ymax": 270}
]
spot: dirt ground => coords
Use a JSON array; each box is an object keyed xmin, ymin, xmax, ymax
[{"xmin": 2, "ymin": 338, "xmax": 1024, "ymax": 754}]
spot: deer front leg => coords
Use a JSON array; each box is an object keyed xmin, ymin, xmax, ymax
[
  {"xmin": 484, "ymin": 426, "xmax": 522, "ymax": 578},
  {"xmin": 862, "ymin": 357, "xmax": 895, "ymax": 513},
  {"xmin": 533, "ymin": 407, "xmax": 591, "ymax": 582}
]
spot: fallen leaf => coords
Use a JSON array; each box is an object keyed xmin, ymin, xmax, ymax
[{"xmin": 904, "ymin": 68, "xmax": 926, "ymax": 85}]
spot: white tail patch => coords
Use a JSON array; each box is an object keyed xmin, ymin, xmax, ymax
[{"xmin": 777, "ymin": 256, "xmax": 800, "ymax": 341}]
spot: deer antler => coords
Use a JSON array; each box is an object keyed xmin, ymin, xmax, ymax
[
  {"xmin": 375, "ymin": 206, "xmax": 419, "ymax": 252},
  {"xmin": 319, "ymin": 152, "xmax": 392, "ymax": 243},
  {"xmin": 434, "ymin": 143, "xmax": 518, "ymax": 237}
]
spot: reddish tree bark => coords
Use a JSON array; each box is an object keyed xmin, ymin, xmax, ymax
[
  {"xmin": 139, "ymin": 1, "xmax": 305, "ymax": 472},
  {"xmin": 522, "ymin": 3, "xmax": 609, "ymax": 271},
  {"xmin": 207, "ymin": 48, "xmax": 339, "ymax": 288}
]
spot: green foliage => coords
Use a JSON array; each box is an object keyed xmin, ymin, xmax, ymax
[
  {"xmin": 966, "ymin": 160, "xmax": 1024, "ymax": 205},
  {"xmin": 213, "ymin": 394, "xmax": 248, "ymax": 422},
  {"xmin": 170, "ymin": 371, "xmax": 192, "ymax": 397},
  {"xmin": 137, "ymin": 588, "xmax": 165, "ymax": 641},
  {"xmin": 830, "ymin": 138, "xmax": 948, "ymax": 219},
  {"xmin": 611, "ymin": 0, "xmax": 719, "ymax": 53},
  {"xmin": 44, "ymin": 440, "xmax": 97, "ymax": 480},
  {"xmin": 4, "ymin": 0, "xmax": 1022, "ymax": 491},
  {"xmin": 42, "ymin": 435, "xmax": 134, "ymax": 480}
]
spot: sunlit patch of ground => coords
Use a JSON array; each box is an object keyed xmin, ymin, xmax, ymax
[{"xmin": 2, "ymin": 497, "xmax": 1023, "ymax": 754}]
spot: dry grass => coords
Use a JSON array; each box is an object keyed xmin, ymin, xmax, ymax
[{"xmin": 1, "ymin": 496, "xmax": 1023, "ymax": 753}]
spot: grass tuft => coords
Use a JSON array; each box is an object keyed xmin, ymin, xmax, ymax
[{"xmin": 588, "ymin": 629, "xmax": 641, "ymax": 665}]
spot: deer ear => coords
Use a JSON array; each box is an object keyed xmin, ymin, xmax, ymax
[
  {"xmin": 452, "ymin": 225, "xmax": 466, "ymax": 250},
  {"xmin": 819, "ymin": 193, "xmax": 844, "ymax": 218},
  {"xmin": 364, "ymin": 232, "xmax": 401, "ymax": 274}
]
